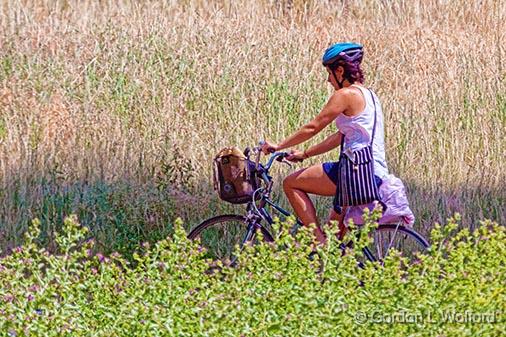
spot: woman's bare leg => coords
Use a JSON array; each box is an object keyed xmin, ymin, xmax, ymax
[
  {"xmin": 282, "ymin": 164, "xmax": 336, "ymax": 245},
  {"xmin": 327, "ymin": 207, "xmax": 348, "ymax": 240}
]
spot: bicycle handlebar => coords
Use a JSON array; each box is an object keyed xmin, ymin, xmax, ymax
[
  {"xmin": 252, "ymin": 141, "xmax": 291, "ymax": 173},
  {"xmin": 265, "ymin": 152, "xmax": 289, "ymax": 170}
]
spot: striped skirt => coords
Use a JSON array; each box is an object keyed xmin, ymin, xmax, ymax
[{"xmin": 334, "ymin": 145, "xmax": 381, "ymax": 207}]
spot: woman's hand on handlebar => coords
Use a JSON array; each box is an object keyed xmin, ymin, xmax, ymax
[
  {"xmin": 286, "ymin": 149, "xmax": 307, "ymax": 162},
  {"xmin": 260, "ymin": 140, "xmax": 279, "ymax": 155}
]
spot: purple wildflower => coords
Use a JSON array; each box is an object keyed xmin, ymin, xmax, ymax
[
  {"xmin": 4, "ymin": 294, "xmax": 14, "ymax": 302},
  {"xmin": 28, "ymin": 284, "xmax": 40, "ymax": 293},
  {"xmin": 96, "ymin": 253, "xmax": 105, "ymax": 263}
]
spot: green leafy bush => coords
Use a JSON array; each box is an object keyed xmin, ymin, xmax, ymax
[{"xmin": 0, "ymin": 213, "xmax": 504, "ymax": 336}]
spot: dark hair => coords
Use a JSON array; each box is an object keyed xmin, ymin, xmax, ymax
[{"xmin": 328, "ymin": 59, "xmax": 365, "ymax": 84}]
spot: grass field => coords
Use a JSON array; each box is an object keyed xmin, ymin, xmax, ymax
[{"xmin": 0, "ymin": 0, "xmax": 505, "ymax": 257}]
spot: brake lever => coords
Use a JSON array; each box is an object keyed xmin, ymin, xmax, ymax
[{"xmin": 281, "ymin": 159, "xmax": 292, "ymax": 167}]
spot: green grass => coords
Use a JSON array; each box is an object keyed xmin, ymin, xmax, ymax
[{"xmin": 0, "ymin": 213, "xmax": 504, "ymax": 336}]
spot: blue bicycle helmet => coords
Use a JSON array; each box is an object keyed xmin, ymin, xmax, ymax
[{"xmin": 322, "ymin": 42, "xmax": 363, "ymax": 66}]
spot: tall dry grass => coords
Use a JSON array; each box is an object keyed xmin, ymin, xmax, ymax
[{"xmin": 0, "ymin": 0, "xmax": 505, "ymax": 254}]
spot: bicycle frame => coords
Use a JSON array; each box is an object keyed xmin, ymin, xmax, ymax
[
  {"xmin": 244, "ymin": 197, "xmax": 385, "ymax": 267},
  {"xmin": 248, "ymin": 151, "xmax": 303, "ymax": 230}
]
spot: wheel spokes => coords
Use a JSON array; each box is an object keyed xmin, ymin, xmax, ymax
[
  {"xmin": 367, "ymin": 225, "xmax": 428, "ymax": 265},
  {"xmin": 383, "ymin": 224, "xmax": 400, "ymax": 261},
  {"xmin": 196, "ymin": 220, "xmax": 249, "ymax": 262}
]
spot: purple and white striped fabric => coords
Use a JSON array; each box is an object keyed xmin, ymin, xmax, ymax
[{"xmin": 335, "ymin": 145, "xmax": 380, "ymax": 206}]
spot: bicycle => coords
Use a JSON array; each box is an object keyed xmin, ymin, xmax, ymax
[{"xmin": 188, "ymin": 144, "xmax": 430, "ymax": 268}]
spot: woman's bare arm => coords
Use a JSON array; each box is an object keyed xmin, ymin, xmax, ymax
[
  {"xmin": 267, "ymin": 90, "xmax": 350, "ymax": 152},
  {"xmin": 304, "ymin": 131, "xmax": 343, "ymax": 158}
]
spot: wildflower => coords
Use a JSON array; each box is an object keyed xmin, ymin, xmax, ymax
[
  {"xmin": 28, "ymin": 284, "xmax": 40, "ymax": 293},
  {"xmin": 96, "ymin": 253, "xmax": 105, "ymax": 263},
  {"xmin": 4, "ymin": 294, "xmax": 14, "ymax": 302},
  {"xmin": 27, "ymin": 294, "xmax": 34, "ymax": 302}
]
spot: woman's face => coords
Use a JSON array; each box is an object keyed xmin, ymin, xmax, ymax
[{"xmin": 326, "ymin": 66, "xmax": 344, "ymax": 90}]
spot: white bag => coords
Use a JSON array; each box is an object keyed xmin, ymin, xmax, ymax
[{"xmin": 345, "ymin": 174, "xmax": 415, "ymax": 227}]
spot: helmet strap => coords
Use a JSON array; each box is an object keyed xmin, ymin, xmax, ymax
[{"xmin": 331, "ymin": 69, "xmax": 345, "ymax": 89}]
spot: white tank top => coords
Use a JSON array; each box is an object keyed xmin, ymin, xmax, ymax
[{"xmin": 334, "ymin": 85, "xmax": 389, "ymax": 179}]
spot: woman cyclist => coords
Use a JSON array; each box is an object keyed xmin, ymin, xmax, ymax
[{"xmin": 261, "ymin": 42, "xmax": 388, "ymax": 245}]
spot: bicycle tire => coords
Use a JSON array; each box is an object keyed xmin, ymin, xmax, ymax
[
  {"xmin": 188, "ymin": 214, "xmax": 274, "ymax": 266},
  {"xmin": 362, "ymin": 224, "xmax": 430, "ymax": 264}
]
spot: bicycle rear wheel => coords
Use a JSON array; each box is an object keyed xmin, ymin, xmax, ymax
[
  {"xmin": 362, "ymin": 223, "xmax": 430, "ymax": 264},
  {"xmin": 188, "ymin": 214, "xmax": 274, "ymax": 266}
]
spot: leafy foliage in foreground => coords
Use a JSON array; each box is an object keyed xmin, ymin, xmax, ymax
[{"xmin": 0, "ymin": 213, "xmax": 504, "ymax": 336}]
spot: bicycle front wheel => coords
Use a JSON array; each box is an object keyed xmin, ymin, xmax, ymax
[
  {"xmin": 362, "ymin": 224, "xmax": 430, "ymax": 264},
  {"xmin": 188, "ymin": 214, "xmax": 274, "ymax": 265}
]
